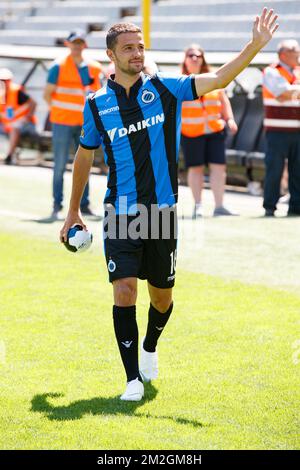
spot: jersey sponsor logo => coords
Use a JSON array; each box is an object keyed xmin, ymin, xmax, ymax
[
  {"xmin": 107, "ymin": 113, "xmax": 165, "ymax": 142},
  {"xmin": 141, "ymin": 89, "xmax": 155, "ymax": 104},
  {"xmin": 98, "ymin": 105, "xmax": 120, "ymax": 116}
]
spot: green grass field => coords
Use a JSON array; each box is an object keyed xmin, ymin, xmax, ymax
[{"xmin": 0, "ymin": 231, "xmax": 299, "ymax": 450}]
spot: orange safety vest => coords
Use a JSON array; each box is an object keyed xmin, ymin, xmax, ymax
[
  {"xmin": 181, "ymin": 89, "xmax": 224, "ymax": 138},
  {"xmin": 263, "ymin": 63, "xmax": 300, "ymax": 132},
  {"xmin": 0, "ymin": 82, "xmax": 36, "ymax": 132},
  {"xmin": 50, "ymin": 54, "xmax": 102, "ymax": 126}
]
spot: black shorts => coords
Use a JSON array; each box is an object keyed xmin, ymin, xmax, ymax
[
  {"xmin": 103, "ymin": 206, "xmax": 177, "ymax": 288},
  {"xmin": 181, "ymin": 129, "xmax": 226, "ymax": 168}
]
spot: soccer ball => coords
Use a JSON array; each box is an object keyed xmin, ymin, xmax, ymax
[{"xmin": 64, "ymin": 224, "xmax": 93, "ymax": 253}]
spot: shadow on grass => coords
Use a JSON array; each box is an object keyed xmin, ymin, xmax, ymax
[
  {"xmin": 31, "ymin": 384, "xmax": 204, "ymax": 428},
  {"xmin": 24, "ymin": 215, "xmax": 103, "ymax": 224},
  {"xmin": 23, "ymin": 216, "xmax": 63, "ymax": 224}
]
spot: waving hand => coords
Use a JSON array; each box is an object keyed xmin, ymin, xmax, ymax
[{"xmin": 252, "ymin": 7, "xmax": 279, "ymax": 48}]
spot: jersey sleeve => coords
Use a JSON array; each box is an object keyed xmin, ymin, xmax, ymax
[
  {"xmin": 47, "ymin": 63, "xmax": 59, "ymax": 84},
  {"xmin": 155, "ymin": 72, "xmax": 198, "ymax": 101},
  {"xmin": 263, "ymin": 67, "xmax": 290, "ymax": 97},
  {"xmin": 79, "ymin": 97, "xmax": 102, "ymax": 150}
]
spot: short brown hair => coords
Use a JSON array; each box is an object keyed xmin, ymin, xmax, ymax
[{"xmin": 106, "ymin": 23, "xmax": 142, "ymax": 50}]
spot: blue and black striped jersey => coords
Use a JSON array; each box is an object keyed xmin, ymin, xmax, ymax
[{"xmin": 80, "ymin": 72, "xmax": 198, "ymax": 214}]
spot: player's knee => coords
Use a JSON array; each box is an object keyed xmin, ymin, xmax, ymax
[
  {"xmin": 151, "ymin": 298, "xmax": 173, "ymax": 314},
  {"xmin": 114, "ymin": 280, "xmax": 137, "ymax": 306}
]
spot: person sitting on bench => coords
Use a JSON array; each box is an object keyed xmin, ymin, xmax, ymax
[{"xmin": 0, "ymin": 68, "xmax": 37, "ymax": 165}]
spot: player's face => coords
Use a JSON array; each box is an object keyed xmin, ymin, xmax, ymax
[
  {"xmin": 185, "ymin": 49, "xmax": 203, "ymax": 74},
  {"xmin": 111, "ymin": 32, "xmax": 145, "ymax": 76}
]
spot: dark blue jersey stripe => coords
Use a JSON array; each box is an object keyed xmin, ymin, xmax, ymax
[
  {"xmin": 191, "ymin": 76, "xmax": 198, "ymax": 100},
  {"xmin": 151, "ymin": 77, "xmax": 179, "ymax": 202},
  {"xmin": 115, "ymin": 91, "xmax": 157, "ymax": 208},
  {"xmin": 88, "ymin": 95, "xmax": 117, "ymax": 205},
  {"xmin": 136, "ymin": 81, "xmax": 175, "ymax": 207},
  {"xmin": 95, "ymin": 91, "xmax": 137, "ymax": 214}
]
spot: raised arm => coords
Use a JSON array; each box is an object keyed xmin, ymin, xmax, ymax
[{"xmin": 195, "ymin": 8, "xmax": 279, "ymax": 97}]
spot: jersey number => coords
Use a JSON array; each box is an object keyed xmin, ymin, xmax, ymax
[{"xmin": 170, "ymin": 249, "xmax": 177, "ymax": 275}]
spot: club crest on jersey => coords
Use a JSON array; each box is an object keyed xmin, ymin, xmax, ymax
[{"xmin": 141, "ymin": 89, "xmax": 155, "ymax": 103}]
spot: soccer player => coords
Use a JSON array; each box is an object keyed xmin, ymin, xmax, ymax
[{"xmin": 60, "ymin": 9, "xmax": 278, "ymax": 401}]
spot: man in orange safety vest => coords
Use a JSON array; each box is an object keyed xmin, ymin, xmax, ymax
[
  {"xmin": 262, "ymin": 39, "xmax": 300, "ymax": 216},
  {"xmin": 44, "ymin": 30, "xmax": 102, "ymax": 219}
]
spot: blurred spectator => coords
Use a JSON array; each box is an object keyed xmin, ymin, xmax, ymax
[
  {"xmin": 0, "ymin": 68, "xmax": 37, "ymax": 165},
  {"xmin": 263, "ymin": 39, "xmax": 300, "ymax": 216},
  {"xmin": 180, "ymin": 45, "xmax": 238, "ymax": 218},
  {"xmin": 44, "ymin": 31, "xmax": 102, "ymax": 219}
]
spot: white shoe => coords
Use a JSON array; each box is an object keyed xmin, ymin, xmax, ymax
[
  {"xmin": 140, "ymin": 338, "xmax": 158, "ymax": 382},
  {"xmin": 247, "ymin": 181, "xmax": 263, "ymax": 196},
  {"xmin": 279, "ymin": 193, "xmax": 290, "ymax": 204},
  {"xmin": 120, "ymin": 378, "xmax": 144, "ymax": 401}
]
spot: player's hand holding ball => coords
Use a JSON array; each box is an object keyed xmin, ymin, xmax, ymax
[
  {"xmin": 60, "ymin": 212, "xmax": 92, "ymax": 253},
  {"xmin": 64, "ymin": 224, "xmax": 93, "ymax": 253}
]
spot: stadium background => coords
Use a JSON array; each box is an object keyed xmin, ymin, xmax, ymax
[{"xmin": 1, "ymin": 0, "xmax": 300, "ymax": 185}]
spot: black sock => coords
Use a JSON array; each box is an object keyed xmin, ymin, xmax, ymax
[
  {"xmin": 143, "ymin": 302, "xmax": 173, "ymax": 353},
  {"xmin": 113, "ymin": 305, "xmax": 142, "ymax": 383}
]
